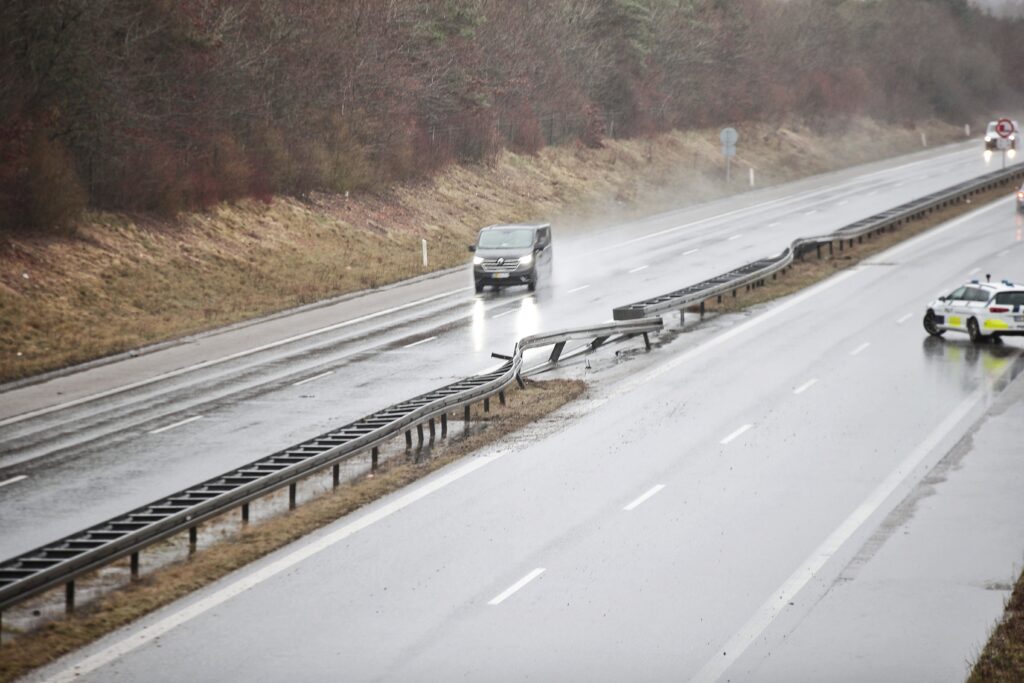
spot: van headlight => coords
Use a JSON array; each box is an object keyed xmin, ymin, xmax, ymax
[
  {"xmin": 473, "ymin": 256, "xmax": 484, "ymax": 265},
  {"xmin": 518, "ymin": 253, "xmax": 533, "ymax": 267}
]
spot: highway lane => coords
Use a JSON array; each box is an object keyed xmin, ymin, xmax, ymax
[
  {"xmin": 28, "ymin": 197, "xmax": 1024, "ymax": 682},
  {"xmin": 0, "ymin": 139, "xmax": 1020, "ymax": 559}
]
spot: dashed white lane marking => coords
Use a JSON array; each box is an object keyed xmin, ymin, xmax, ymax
[
  {"xmin": 998, "ymin": 249, "xmax": 1009, "ymax": 257},
  {"xmin": 293, "ymin": 371, "xmax": 333, "ymax": 387},
  {"xmin": 149, "ymin": 415, "xmax": 203, "ymax": 435},
  {"xmin": 837, "ymin": 200, "xmax": 849, "ymax": 206},
  {"xmin": 42, "ymin": 452, "xmax": 506, "ymax": 683},
  {"xmin": 691, "ymin": 386, "xmax": 993, "ymax": 683},
  {"xmin": 567, "ymin": 285, "xmax": 591, "ymax": 293},
  {"xmin": 492, "ymin": 309, "xmax": 517, "ymax": 319},
  {"xmin": 623, "ymin": 484, "xmax": 666, "ymax": 511},
  {"xmin": 488, "ymin": 568, "xmax": 546, "ymax": 605},
  {"xmin": 628, "ymin": 265, "xmax": 649, "ymax": 274},
  {"xmin": 850, "ymin": 342, "xmax": 871, "ymax": 356},
  {"xmin": 403, "ymin": 336, "xmax": 437, "ymax": 349},
  {"xmin": 793, "ymin": 378, "xmax": 818, "ymax": 395},
  {"xmin": 767, "ymin": 222, "xmax": 780, "ymax": 228},
  {"xmin": 896, "ymin": 313, "xmax": 913, "ymax": 325},
  {"xmin": 684, "ymin": 248, "xmax": 700, "ymax": 255},
  {"xmin": 803, "ymin": 210, "xmax": 818, "ymax": 216},
  {"xmin": 0, "ymin": 475, "xmax": 28, "ymax": 489},
  {"xmin": 970, "ymin": 267, "xmax": 982, "ymax": 275},
  {"xmin": 1, "ymin": 288, "xmax": 465, "ymax": 429},
  {"xmin": 720, "ymin": 424, "xmax": 752, "ymax": 445},
  {"xmin": 728, "ymin": 234, "xmax": 743, "ymax": 241}
]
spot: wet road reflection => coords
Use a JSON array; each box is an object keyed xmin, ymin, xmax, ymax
[{"xmin": 921, "ymin": 335, "xmax": 1024, "ymax": 396}]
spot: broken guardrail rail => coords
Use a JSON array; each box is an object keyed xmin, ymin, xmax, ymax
[
  {"xmin": 613, "ymin": 162, "xmax": 1024, "ymax": 320},
  {"xmin": 0, "ymin": 317, "xmax": 662, "ymax": 621}
]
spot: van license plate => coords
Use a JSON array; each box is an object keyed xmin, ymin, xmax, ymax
[
  {"xmin": 493, "ymin": 273, "xmax": 509, "ymax": 279},
  {"xmin": 1016, "ymin": 315, "xmax": 1024, "ymax": 322}
]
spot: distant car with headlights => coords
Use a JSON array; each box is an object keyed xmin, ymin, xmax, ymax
[
  {"xmin": 984, "ymin": 120, "xmax": 1018, "ymax": 151},
  {"xmin": 1016, "ymin": 182, "xmax": 1024, "ymax": 212},
  {"xmin": 924, "ymin": 279, "xmax": 1024, "ymax": 342},
  {"xmin": 469, "ymin": 223, "xmax": 552, "ymax": 293}
]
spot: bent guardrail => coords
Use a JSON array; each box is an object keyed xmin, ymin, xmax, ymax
[
  {"xmin": 0, "ymin": 317, "xmax": 662, "ymax": 617},
  {"xmin": 613, "ymin": 162, "xmax": 1024, "ymax": 320}
]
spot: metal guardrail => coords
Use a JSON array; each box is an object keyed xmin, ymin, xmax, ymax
[
  {"xmin": 0, "ymin": 318, "xmax": 662, "ymax": 616},
  {"xmin": 613, "ymin": 162, "xmax": 1024, "ymax": 320}
]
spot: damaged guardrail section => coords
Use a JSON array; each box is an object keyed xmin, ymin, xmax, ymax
[
  {"xmin": 613, "ymin": 162, "xmax": 1024, "ymax": 320},
  {"xmin": 0, "ymin": 317, "xmax": 662, "ymax": 618}
]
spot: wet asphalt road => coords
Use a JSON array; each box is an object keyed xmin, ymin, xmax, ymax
[
  {"xmin": 0, "ymin": 140, "xmax": 1019, "ymax": 560},
  {"xmin": 20, "ymin": 183, "xmax": 1024, "ymax": 679}
]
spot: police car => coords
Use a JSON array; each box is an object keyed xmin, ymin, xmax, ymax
[{"xmin": 923, "ymin": 279, "xmax": 1024, "ymax": 342}]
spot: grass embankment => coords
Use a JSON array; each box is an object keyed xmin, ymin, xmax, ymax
[
  {"xmin": 0, "ymin": 378, "xmax": 585, "ymax": 682},
  {"xmin": 0, "ymin": 118, "xmax": 966, "ymax": 382},
  {"xmin": 970, "ymin": 577, "xmax": 1024, "ymax": 681}
]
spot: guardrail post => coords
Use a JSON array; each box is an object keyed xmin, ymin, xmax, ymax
[
  {"xmin": 241, "ymin": 503, "xmax": 250, "ymax": 524},
  {"xmin": 405, "ymin": 430, "xmax": 413, "ymax": 449},
  {"xmin": 65, "ymin": 581, "xmax": 75, "ymax": 614},
  {"xmin": 829, "ymin": 241, "xmax": 834, "ymax": 256},
  {"xmin": 549, "ymin": 341, "xmax": 566, "ymax": 363},
  {"xmin": 717, "ymin": 295, "xmax": 722, "ymax": 304},
  {"xmin": 464, "ymin": 405, "xmax": 471, "ymax": 430},
  {"xmin": 333, "ymin": 464, "xmax": 340, "ymax": 488},
  {"xmin": 289, "ymin": 483, "xmax": 297, "ymax": 510},
  {"xmin": 189, "ymin": 526, "xmax": 197, "ymax": 554},
  {"xmin": 732, "ymin": 289, "xmax": 737, "ymax": 298},
  {"xmin": 816, "ymin": 244, "xmax": 821, "ymax": 259},
  {"xmin": 516, "ymin": 373, "xmax": 525, "ymax": 389},
  {"xmin": 839, "ymin": 239, "xmax": 844, "ymax": 252},
  {"xmin": 417, "ymin": 423, "xmax": 424, "ymax": 445},
  {"xmin": 643, "ymin": 332, "xmax": 651, "ymax": 351},
  {"xmin": 429, "ymin": 418, "xmax": 436, "ymax": 440},
  {"xmin": 699, "ymin": 301, "xmax": 705, "ymax": 319},
  {"xmin": 441, "ymin": 414, "xmax": 448, "ymax": 437},
  {"xmin": 131, "ymin": 552, "xmax": 140, "ymax": 579},
  {"xmin": 484, "ymin": 397, "xmax": 490, "ymax": 413},
  {"xmin": 498, "ymin": 390, "xmax": 506, "ymax": 406},
  {"xmin": 372, "ymin": 447, "xmax": 379, "ymax": 471}
]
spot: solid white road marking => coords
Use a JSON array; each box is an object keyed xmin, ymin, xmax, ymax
[
  {"xmin": 896, "ymin": 313, "xmax": 913, "ymax": 325},
  {"xmin": 403, "ymin": 336, "xmax": 437, "ymax": 349},
  {"xmin": 623, "ymin": 484, "xmax": 666, "ymax": 511},
  {"xmin": 293, "ymin": 371, "xmax": 333, "ymax": 387},
  {"xmin": 628, "ymin": 265, "xmax": 649, "ymax": 274},
  {"xmin": 1, "ymin": 288, "xmax": 466, "ymax": 428},
  {"xmin": 42, "ymin": 453, "xmax": 507, "ymax": 683},
  {"xmin": 492, "ymin": 309, "xmax": 517, "ymax": 319},
  {"xmin": 0, "ymin": 475, "xmax": 28, "ymax": 489},
  {"xmin": 149, "ymin": 415, "xmax": 203, "ymax": 435},
  {"xmin": 720, "ymin": 424, "xmax": 752, "ymax": 445},
  {"xmin": 803, "ymin": 210, "xmax": 818, "ymax": 216},
  {"xmin": 793, "ymin": 378, "xmax": 818, "ymax": 395},
  {"xmin": 767, "ymin": 222, "xmax": 780, "ymax": 228},
  {"xmin": 684, "ymin": 248, "xmax": 700, "ymax": 255},
  {"xmin": 691, "ymin": 386, "xmax": 994, "ymax": 683},
  {"xmin": 728, "ymin": 234, "xmax": 743, "ymax": 241},
  {"xmin": 567, "ymin": 285, "xmax": 591, "ymax": 293},
  {"xmin": 488, "ymin": 568, "xmax": 546, "ymax": 606},
  {"xmin": 850, "ymin": 342, "xmax": 871, "ymax": 356}
]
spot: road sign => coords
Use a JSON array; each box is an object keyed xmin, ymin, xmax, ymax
[
  {"xmin": 720, "ymin": 127, "xmax": 739, "ymax": 146},
  {"xmin": 996, "ymin": 118, "xmax": 1015, "ymax": 138},
  {"xmin": 721, "ymin": 145, "xmax": 736, "ymax": 158}
]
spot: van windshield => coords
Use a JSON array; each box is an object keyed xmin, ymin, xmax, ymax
[{"xmin": 478, "ymin": 229, "xmax": 534, "ymax": 249}]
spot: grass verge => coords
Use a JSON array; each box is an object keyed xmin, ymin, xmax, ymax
[
  {"xmin": 0, "ymin": 378, "xmax": 585, "ymax": 683},
  {"xmin": 969, "ymin": 573, "xmax": 1024, "ymax": 681}
]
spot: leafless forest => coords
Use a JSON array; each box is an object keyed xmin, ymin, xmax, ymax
[{"xmin": 2, "ymin": 0, "xmax": 1022, "ymax": 233}]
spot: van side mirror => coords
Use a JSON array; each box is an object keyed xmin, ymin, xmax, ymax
[
  {"xmin": 467, "ymin": 245, "xmax": 476, "ymax": 253},
  {"xmin": 938, "ymin": 295, "xmax": 947, "ymax": 301}
]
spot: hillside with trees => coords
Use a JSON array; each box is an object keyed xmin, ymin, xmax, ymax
[{"xmin": 2, "ymin": 0, "xmax": 1023, "ymax": 234}]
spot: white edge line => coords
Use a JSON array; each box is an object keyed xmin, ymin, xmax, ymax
[
  {"xmin": 793, "ymin": 378, "xmax": 817, "ymax": 395},
  {"xmin": 488, "ymin": 568, "xmax": 546, "ymax": 606},
  {"xmin": 2, "ymin": 288, "xmax": 465, "ymax": 428},
  {"xmin": 0, "ymin": 475, "xmax": 28, "ymax": 489},
  {"xmin": 683, "ymin": 248, "xmax": 700, "ymax": 255},
  {"xmin": 149, "ymin": 415, "xmax": 203, "ymax": 435},
  {"xmin": 293, "ymin": 370, "xmax": 333, "ymax": 387},
  {"xmin": 896, "ymin": 313, "xmax": 913, "ymax": 324},
  {"xmin": 492, "ymin": 309, "xmax": 517, "ymax": 318},
  {"xmin": 43, "ymin": 453, "xmax": 504, "ymax": 683},
  {"xmin": 403, "ymin": 336, "xmax": 438, "ymax": 349},
  {"xmin": 567, "ymin": 285, "xmax": 591, "ymax": 293},
  {"xmin": 691, "ymin": 386, "xmax": 989, "ymax": 683},
  {"xmin": 623, "ymin": 484, "xmax": 666, "ymax": 511},
  {"xmin": 850, "ymin": 342, "xmax": 871, "ymax": 356},
  {"xmin": 628, "ymin": 265, "xmax": 649, "ymax": 273},
  {"xmin": 728, "ymin": 234, "xmax": 743, "ymax": 240},
  {"xmin": 720, "ymin": 424, "xmax": 752, "ymax": 445},
  {"xmin": 767, "ymin": 222, "xmax": 780, "ymax": 228}
]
